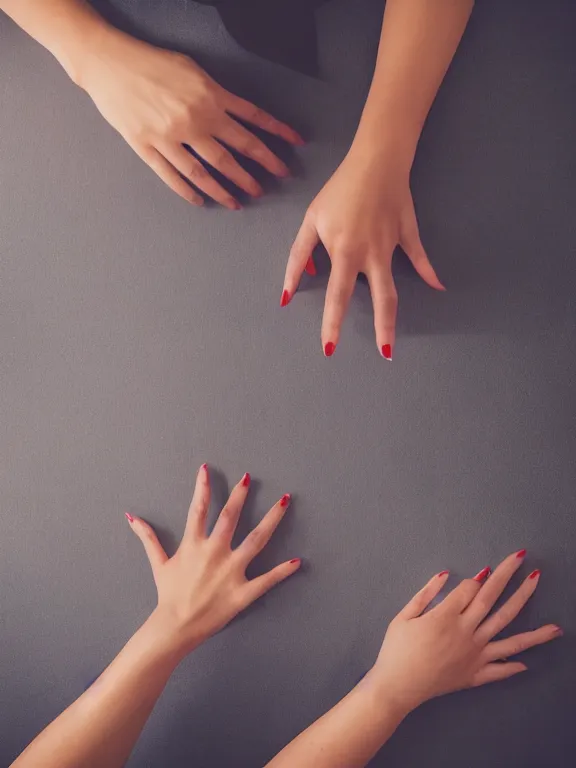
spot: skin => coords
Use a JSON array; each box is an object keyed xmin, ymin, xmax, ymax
[
  {"xmin": 12, "ymin": 481, "xmax": 560, "ymax": 768},
  {"xmin": 282, "ymin": 0, "xmax": 475, "ymax": 358},
  {"xmin": 0, "ymin": 0, "xmax": 304, "ymax": 210},
  {"xmin": 267, "ymin": 553, "xmax": 561, "ymax": 767}
]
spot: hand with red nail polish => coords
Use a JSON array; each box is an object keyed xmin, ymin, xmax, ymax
[
  {"xmin": 14, "ymin": 466, "xmax": 300, "ymax": 768},
  {"xmin": 128, "ymin": 466, "xmax": 298, "ymax": 650},
  {"xmin": 281, "ymin": 151, "xmax": 444, "ymax": 359},
  {"xmin": 365, "ymin": 551, "xmax": 558, "ymax": 713}
]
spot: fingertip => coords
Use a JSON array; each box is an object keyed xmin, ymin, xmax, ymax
[
  {"xmin": 380, "ymin": 344, "xmax": 393, "ymax": 361},
  {"xmin": 289, "ymin": 558, "xmax": 301, "ymax": 568},
  {"xmin": 324, "ymin": 341, "xmax": 337, "ymax": 357},
  {"xmin": 124, "ymin": 512, "xmax": 134, "ymax": 525}
]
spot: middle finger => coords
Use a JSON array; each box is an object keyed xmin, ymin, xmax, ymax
[{"xmin": 463, "ymin": 549, "xmax": 527, "ymax": 629}]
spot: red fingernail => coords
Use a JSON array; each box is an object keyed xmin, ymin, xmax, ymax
[
  {"xmin": 241, "ymin": 472, "xmax": 251, "ymax": 487},
  {"xmin": 230, "ymin": 200, "xmax": 242, "ymax": 211},
  {"xmin": 516, "ymin": 549, "xmax": 527, "ymax": 559},
  {"xmin": 280, "ymin": 493, "xmax": 291, "ymax": 507},
  {"xmin": 474, "ymin": 566, "xmax": 491, "ymax": 582},
  {"xmin": 290, "ymin": 558, "xmax": 301, "ymax": 565},
  {"xmin": 381, "ymin": 344, "xmax": 392, "ymax": 361},
  {"xmin": 438, "ymin": 570, "xmax": 449, "ymax": 578},
  {"xmin": 529, "ymin": 569, "xmax": 541, "ymax": 580},
  {"xmin": 324, "ymin": 341, "xmax": 336, "ymax": 357},
  {"xmin": 124, "ymin": 512, "xmax": 134, "ymax": 524},
  {"xmin": 552, "ymin": 625, "xmax": 563, "ymax": 636},
  {"xmin": 280, "ymin": 289, "xmax": 291, "ymax": 308},
  {"xmin": 305, "ymin": 257, "xmax": 317, "ymax": 276},
  {"xmin": 201, "ymin": 463, "xmax": 208, "ymax": 472}
]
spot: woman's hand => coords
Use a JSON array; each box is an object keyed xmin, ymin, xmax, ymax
[
  {"xmin": 77, "ymin": 29, "xmax": 303, "ymax": 209},
  {"xmin": 126, "ymin": 465, "xmax": 300, "ymax": 653},
  {"xmin": 281, "ymin": 148, "xmax": 444, "ymax": 359},
  {"xmin": 365, "ymin": 551, "xmax": 562, "ymax": 714}
]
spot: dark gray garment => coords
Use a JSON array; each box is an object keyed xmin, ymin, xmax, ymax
[{"xmin": 0, "ymin": 1, "xmax": 575, "ymax": 767}]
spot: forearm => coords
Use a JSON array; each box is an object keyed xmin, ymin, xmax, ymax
[
  {"xmin": 12, "ymin": 610, "xmax": 188, "ymax": 768},
  {"xmin": 0, "ymin": 0, "xmax": 112, "ymax": 83},
  {"xmin": 266, "ymin": 673, "xmax": 409, "ymax": 768},
  {"xmin": 353, "ymin": 0, "xmax": 474, "ymax": 168}
]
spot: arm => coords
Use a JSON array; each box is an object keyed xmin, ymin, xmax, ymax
[
  {"xmin": 12, "ymin": 466, "xmax": 301, "ymax": 768},
  {"xmin": 0, "ymin": 1, "xmax": 302, "ymax": 209},
  {"xmin": 282, "ymin": 0, "xmax": 474, "ymax": 360},
  {"xmin": 267, "ymin": 551, "xmax": 560, "ymax": 768}
]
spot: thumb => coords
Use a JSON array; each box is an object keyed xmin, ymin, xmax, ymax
[
  {"xmin": 400, "ymin": 223, "xmax": 445, "ymax": 292},
  {"xmin": 125, "ymin": 513, "xmax": 169, "ymax": 576}
]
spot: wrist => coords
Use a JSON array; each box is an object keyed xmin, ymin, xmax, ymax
[
  {"xmin": 358, "ymin": 668, "xmax": 417, "ymax": 722},
  {"xmin": 50, "ymin": 12, "xmax": 116, "ymax": 87},
  {"xmin": 144, "ymin": 607, "xmax": 207, "ymax": 660}
]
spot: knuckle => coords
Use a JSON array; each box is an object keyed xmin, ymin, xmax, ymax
[{"xmin": 187, "ymin": 163, "xmax": 206, "ymax": 183}]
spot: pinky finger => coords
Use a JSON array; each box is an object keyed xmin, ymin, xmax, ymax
[
  {"xmin": 484, "ymin": 625, "xmax": 562, "ymax": 662},
  {"xmin": 134, "ymin": 145, "xmax": 204, "ymax": 206},
  {"xmin": 472, "ymin": 661, "xmax": 527, "ymax": 687},
  {"xmin": 242, "ymin": 558, "xmax": 301, "ymax": 605},
  {"xmin": 125, "ymin": 514, "xmax": 169, "ymax": 575}
]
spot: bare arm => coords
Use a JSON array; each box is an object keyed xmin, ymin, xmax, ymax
[
  {"xmin": 283, "ymin": 0, "xmax": 475, "ymax": 359},
  {"xmin": 12, "ymin": 467, "xmax": 301, "ymax": 768}
]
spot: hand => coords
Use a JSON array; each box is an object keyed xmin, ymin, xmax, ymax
[
  {"xmin": 78, "ymin": 29, "xmax": 304, "ymax": 209},
  {"xmin": 281, "ymin": 148, "xmax": 444, "ymax": 358},
  {"xmin": 125, "ymin": 466, "xmax": 300, "ymax": 652},
  {"xmin": 365, "ymin": 551, "xmax": 561, "ymax": 714}
]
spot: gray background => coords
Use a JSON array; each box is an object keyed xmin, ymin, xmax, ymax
[{"xmin": 1, "ymin": 0, "xmax": 575, "ymax": 765}]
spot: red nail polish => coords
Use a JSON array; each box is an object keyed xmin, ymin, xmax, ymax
[
  {"xmin": 201, "ymin": 463, "xmax": 208, "ymax": 472},
  {"xmin": 280, "ymin": 493, "xmax": 291, "ymax": 507},
  {"xmin": 305, "ymin": 258, "xmax": 317, "ymax": 276},
  {"xmin": 529, "ymin": 569, "xmax": 541, "ymax": 580},
  {"xmin": 438, "ymin": 570, "xmax": 449, "ymax": 578},
  {"xmin": 552, "ymin": 625, "xmax": 563, "ymax": 636},
  {"xmin": 125, "ymin": 512, "xmax": 134, "ymax": 524},
  {"xmin": 381, "ymin": 344, "xmax": 392, "ymax": 361},
  {"xmin": 280, "ymin": 289, "xmax": 291, "ymax": 308},
  {"xmin": 324, "ymin": 341, "xmax": 336, "ymax": 357},
  {"xmin": 241, "ymin": 472, "xmax": 251, "ymax": 487},
  {"xmin": 516, "ymin": 549, "xmax": 527, "ymax": 559},
  {"xmin": 290, "ymin": 558, "xmax": 301, "ymax": 565},
  {"xmin": 474, "ymin": 566, "xmax": 491, "ymax": 582}
]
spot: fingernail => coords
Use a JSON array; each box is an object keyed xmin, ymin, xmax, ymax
[
  {"xmin": 201, "ymin": 463, "xmax": 208, "ymax": 472},
  {"xmin": 280, "ymin": 289, "xmax": 291, "ymax": 308},
  {"xmin": 438, "ymin": 570, "xmax": 449, "ymax": 578},
  {"xmin": 516, "ymin": 549, "xmax": 527, "ymax": 559},
  {"xmin": 252, "ymin": 186, "xmax": 264, "ymax": 198},
  {"xmin": 124, "ymin": 512, "xmax": 134, "ymax": 524},
  {"xmin": 305, "ymin": 257, "xmax": 317, "ymax": 276},
  {"xmin": 529, "ymin": 569, "xmax": 541, "ymax": 580},
  {"xmin": 241, "ymin": 472, "xmax": 251, "ymax": 488},
  {"xmin": 381, "ymin": 344, "xmax": 393, "ymax": 361},
  {"xmin": 280, "ymin": 493, "xmax": 291, "ymax": 507},
  {"xmin": 324, "ymin": 341, "xmax": 336, "ymax": 357},
  {"xmin": 293, "ymin": 133, "xmax": 306, "ymax": 146},
  {"xmin": 230, "ymin": 200, "xmax": 242, "ymax": 211},
  {"xmin": 278, "ymin": 166, "xmax": 291, "ymax": 178},
  {"xmin": 474, "ymin": 566, "xmax": 491, "ymax": 582},
  {"xmin": 290, "ymin": 558, "xmax": 301, "ymax": 565},
  {"xmin": 552, "ymin": 625, "xmax": 563, "ymax": 636}
]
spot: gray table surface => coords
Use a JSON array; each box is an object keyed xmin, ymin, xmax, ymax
[{"xmin": 1, "ymin": 1, "xmax": 575, "ymax": 766}]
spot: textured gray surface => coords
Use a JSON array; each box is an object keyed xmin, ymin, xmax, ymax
[{"xmin": 1, "ymin": 1, "xmax": 575, "ymax": 766}]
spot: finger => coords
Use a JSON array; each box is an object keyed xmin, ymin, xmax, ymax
[
  {"xmin": 196, "ymin": 139, "xmax": 263, "ymax": 198},
  {"xmin": 183, "ymin": 464, "xmax": 211, "ymax": 542},
  {"xmin": 400, "ymin": 218, "xmax": 445, "ymax": 291},
  {"xmin": 476, "ymin": 568, "xmax": 542, "ymax": 643},
  {"xmin": 282, "ymin": 218, "xmax": 319, "ymax": 305},
  {"xmin": 366, "ymin": 265, "xmax": 397, "ymax": 361},
  {"xmin": 235, "ymin": 493, "xmax": 292, "ymax": 564},
  {"xmin": 321, "ymin": 260, "xmax": 358, "ymax": 355},
  {"xmin": 225, "ymin": 93, "xmax": 305, "ymax": 146},
  {"xmin": 439, "ymin": 567, "xmax": 491, "ymax": 614},
  {"xmin": 210, "ymin": 472, "xmax": 251, "ymax": 545},
  {"xmin": 463, "ymin": 550, "xmax": 527, "ymax": 628},
  {"xmin": 218, "ymin": 117, "xmax": 290, "ymax": 178},
  {"xmin": 395, "ymin": 570, "xmax": 450, "ymax": 621},
  {"xmin": 134, "ymin": 145, "xmax": 204, "ymax": 206},
  {"xmin": 125, "ymin": 513, "xmax": 168, "ymax": 575},
  {"xmin": 242, "ymin": 557, "xmax": 302, "ymax": 606},
  {"xmin": 471, "ymin": 662, "xmax": 527, "ymax": 687},
  {"xmin": 158, "ymin": 142, "xmax": 240, "ymax": 210},
  {"xmin": 484, "ymin": 625, "xmax": 562, "ymax": 662}
]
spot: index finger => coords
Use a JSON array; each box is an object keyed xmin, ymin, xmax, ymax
[{"xmin": 367, "ymin": 264, "xmax": 397, "ymax": 361}]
